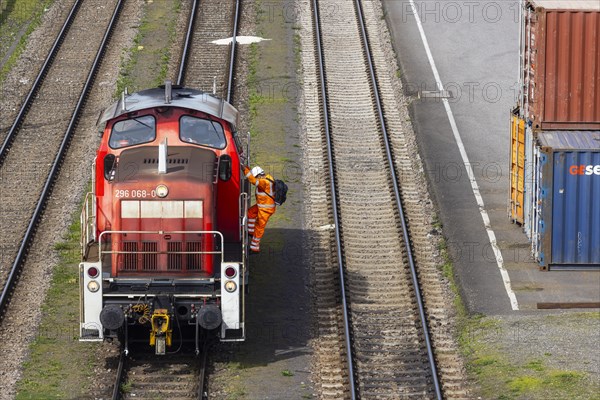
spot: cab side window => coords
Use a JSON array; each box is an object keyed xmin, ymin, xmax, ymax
[
  {"xmin": 180, "ymin": 116, "xmax": 226, "ymax": 149},
  {"xmin": 109, "ymin": 115, "xmax": 156, "ymax": 149}
]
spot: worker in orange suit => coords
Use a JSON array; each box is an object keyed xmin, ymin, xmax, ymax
[{"xmin": 244, "ymin": 165, "xmax": 276, "ymax": 253}]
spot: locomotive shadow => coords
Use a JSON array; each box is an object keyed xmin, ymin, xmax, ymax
[{"xmin": 213, "ymin": 228, "xmax": 314, "ymax": 368}]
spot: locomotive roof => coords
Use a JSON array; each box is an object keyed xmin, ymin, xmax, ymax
[{"xmin": 97, "ymin": 86, "xmax": 239, "ymax": 128}]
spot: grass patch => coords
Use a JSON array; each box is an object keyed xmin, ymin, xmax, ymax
[
  {"xmin": 0, "ymin": 0, "xmax": 55, "ymax": 84},
  {"xmin": 524, "ymin": 359, "xmax": 545, "ymax": 372},
  {"xmin": 121, "ymin": 380, "xmax": 132, "ymax": 394},
  {"xmin": 507, "ymin": 375, "xmax": 544, "ymax": 393},
  {"xmin": 459, "ymin": 315, "xmax": 598, "ymax": 399},
  {"xmin": 435, "ymin": 229, "xmax": 467, "ymax": 315},
  {"xmin": 437, "ymin": 231, "xmax": 598, "ymax": 399},
  {"xmin": 115, "ymin": 0, "xmax": 181, "ymax": 96}
]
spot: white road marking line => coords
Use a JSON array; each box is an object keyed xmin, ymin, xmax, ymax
[{"xmin": 408, "ymin": 0, "xmax": 519, "ymax": 310}]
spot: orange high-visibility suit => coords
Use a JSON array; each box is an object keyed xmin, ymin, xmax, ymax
[{"xmin": 244, "ymin": 166, "xmax": 276, "ymax": 252}]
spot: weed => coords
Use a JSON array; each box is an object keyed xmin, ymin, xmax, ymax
[
  {"xmin": 524, "ymin": 359, "xmax": 545, "ymax": 372},
  {"xmin": 121, "ymin": 380, "xmax": 132, "ymax": 393},
  {"xmin": 545, "ymin": 371, "xmax": 585, "ymax": 386},
  {"xmin": 225, "ymin": 387, "xmax": 247, "ymax": 399},
  {"xmin": 281, "ymin": 369, "xmax": 294, "ymax": 377},
  {"xmin": 54, "ymin": 242, "xmax": 70, "ymax": 251},
  {"xmin": 508, "ymin": 376, "xmax": 543, "ymax": 393},
  {"xmin": 0, "ymin": 0, "xmax": 55, "ymax": 84}
]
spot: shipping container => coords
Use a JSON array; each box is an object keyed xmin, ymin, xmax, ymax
[
  {"xmin": 509, "ymin": 112, "xmax": 526, "ymax": 224},
  {"xmin": 508, "ymin": 110, "xmax": 538, "ymax": 237},
  {"xmin": 534, "ymin": 130, "xmax": 600, "ymax": 270},
  {"xmin": 519, "ymin": 0, "xmax": 600, "ymax": 130},
  {"xmin": 525, "ymin": 123, "xmax": 537, "ymax": 240}
]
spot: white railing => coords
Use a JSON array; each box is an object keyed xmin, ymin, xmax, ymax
[
  {"xmin": 98, "ymin": 230, "xmax": 225, "ymax": 264},
  {"xmin": 239, "ymin": 192, "xmax": 248, "ymax": 243},
  {"xmin": 80, "ymin": 191, "xmax": 96, "ymax": 256}
]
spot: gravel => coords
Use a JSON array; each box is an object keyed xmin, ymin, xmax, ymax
[{"xmin": 480, "ymin": 312, "xmax": 600, "ymax": 377}]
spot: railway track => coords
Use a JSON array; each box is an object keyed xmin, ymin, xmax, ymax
[
  {"xmin": 307, "ymin": 0, "xmax": 468, "ymax": 398},
  {"xmin": 112, "ymin": 341, "xmax": 211, "ymax": 400},
  {"xmin": 0, "ymin": 0, "xmax": 82, "ymax": 152},
  {"xmin": 177, "ymin": 0, "xmax": 240, "ymax": 103},
  {"xmin": 0, "ymin": 0, "xmax": 124, "ymax": 322}
]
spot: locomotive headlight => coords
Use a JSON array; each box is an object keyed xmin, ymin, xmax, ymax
[
  {"xmin": 87, "ymin": 280, "xmax": 100, "ymax": 293},
  {"xmin": 156, "ymin": 184, "xmax": 169, "ymax": 198},
  {"xmin": 224, "ymin": 280, "xmax": 237, "ymax": 293}
]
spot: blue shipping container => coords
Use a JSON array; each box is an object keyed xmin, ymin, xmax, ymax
[{"xmin": 536, "ymin": 131, "xmax": 600, "ymax": 270}]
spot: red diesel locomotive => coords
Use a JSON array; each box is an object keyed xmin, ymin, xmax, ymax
[{"xmin": 80, "ymin": 82, "xmax": 248, "ymax": 354}]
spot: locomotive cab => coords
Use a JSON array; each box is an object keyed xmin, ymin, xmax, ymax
[{"xmin": 79, "ymin": 83, "xmax": 248, "ymax": 354}]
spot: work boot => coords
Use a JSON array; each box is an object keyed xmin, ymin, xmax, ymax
[{"xmin": 249, "ymin": 236, "xmax": 261, "ymax": 253}]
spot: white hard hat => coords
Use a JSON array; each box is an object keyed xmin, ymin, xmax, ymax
[{"xmin": 251, "ymin": 166, "xmax": 264, "ymax": 177}]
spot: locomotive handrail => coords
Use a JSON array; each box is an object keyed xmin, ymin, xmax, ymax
[
  {"xmin": 239, "ymin": 191, "xmax": 248, "ymax": 326},
  {"xmin": 98, "ymin": 230, "xmax": 225, "ymax": 264},
  {"xmin": 80, "ymin": 161, "xmax": 97, "ymax": 256},
  {"xmin": 239, "ymin": 192, "xmax": 248, "ymax": 243},
  {"xmin": 80, "ymin": 191, "xmax": 96, "ymax": 256}
]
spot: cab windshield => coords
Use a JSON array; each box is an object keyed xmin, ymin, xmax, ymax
[
  {"xmin": 179, "ymin": 116, "xmax": 226, "ymax": 149},
  {"xmin": 109, "ymin": 115, "xmax": 156, "ymax": 149}
]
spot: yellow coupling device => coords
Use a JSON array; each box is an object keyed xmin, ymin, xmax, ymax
[{"xmin": 150, "ymin": 309, "xmax": 172, "ymax": 355}]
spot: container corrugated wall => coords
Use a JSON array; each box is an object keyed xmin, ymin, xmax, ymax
[
  {"xmin": 523, "ymin": 2, "xmax": 600, "ymax": 130},
  {"xmin": 537, "ymin": 131, "xmax": 600, "ymax": 269},
  {"xmin": 509, "ymin": 113, "xmax": 526, "ymax": 224}
]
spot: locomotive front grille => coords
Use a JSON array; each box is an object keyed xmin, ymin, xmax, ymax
[
  {"xmin": 168, "ymin": 242, "xmax": 183, "ymax": 270},
  {"xmin": 122, "ymin": 241, "xmax": 138, "ymax": 270},
  {"xmin": 143, "ymin": 158, "xmax": 189, "ymax": 164},
  {"xmin": 186, "ymin": 241, "xmax": 202, "ymax": 271},
  {"xmin": 142, "ymin": 241, "xmax": 158, "ymax": 270}
]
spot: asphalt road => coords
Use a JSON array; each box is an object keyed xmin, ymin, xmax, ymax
[{"xmin": 383, "ymin": 0, "xmax": 600, "ymax": 314}]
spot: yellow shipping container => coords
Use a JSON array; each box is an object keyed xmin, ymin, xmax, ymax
[{"xmin": 509, "ymin": 114, "xmax": 525, "ymax": 224}]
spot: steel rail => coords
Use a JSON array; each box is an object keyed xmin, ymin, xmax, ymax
[
  {"xmin": 196, "ymin": 337, "xmax": 211, "ymax": 399},
  {"xmin": 0, "ymin": 0, "xmax": 125, "ymax": 322},
  {"xmin": 112, "ymin": 340, "xmax": 211, "ymax": 400},
  {"xmin": 176, "ymin": 0, "xmax": 240, "ymax": 102},
  {"xmin": 226, "ymin": 0, "xmax": 241, "ymax": 103},
  {"xmin": 353, "ymin": 0, "xmax": 442, "ymax": 397},
  {"xmin": 311, "ymin": 0, "xmax": 357, "ymax": 398},
  {"xmin": 0, "ymin": 0, "xmax": 83, "ymax": 167},
  {"xmin": 112, "ymin": 347, "xmax": 127, "ymax": 400},
  {"xmin": 176, "ymin": 0, "xmax": 199, "ymax": 86}
]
